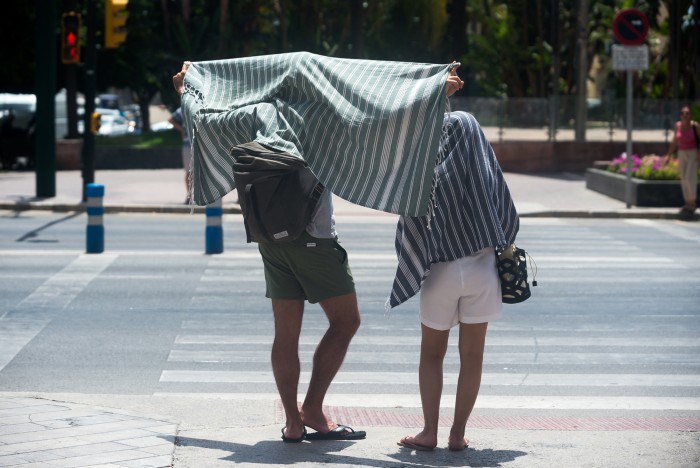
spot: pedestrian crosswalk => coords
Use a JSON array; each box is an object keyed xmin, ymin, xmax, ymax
[
  {"xmin": 154, "ymin": 218, "xmax": 700, "ymax": 419},
  {"xmin": 0, "ymin": 254, "xmax": 118, "ymax": 373}
]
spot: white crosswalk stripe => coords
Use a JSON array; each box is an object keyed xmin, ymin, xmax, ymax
[
  {"xmin": 0, "ymin": 254, "xmax": 117, "ymax": 372},
  {"xmin": 157, "ymin": 218, "xmax": 700, "ymax": 414}
]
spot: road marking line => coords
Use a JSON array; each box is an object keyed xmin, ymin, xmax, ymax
[
  {"xmin": 158, "ymin": 370, "xmax": 700, "ymax": 387},
  {"xmin": 150, "ymin": 392, "xmax": 700, "ymax": 411},
  {"xmin": 0, "ymin": 254, "xmax": 117, "ymax": 372}
]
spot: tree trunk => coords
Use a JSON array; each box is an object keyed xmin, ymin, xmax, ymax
[
  {"xmin": 160, "ymin": 0, "xmax": 172, "ymax": 51},
  {"xmin": 669, "ymin": 0, "xmax": 680, "ymax": 101},
  {"xmin": 133, "ymin": 90, "xmax": 154, "ymax": 133},
  {"xmin": 181, "ymin": 0, "xmax": 191, "ymax": 34},
  {"xmin": 446, "ymin": 0, "xmax": 467, "ymax": 63},
  {"xmin": 536, "ymin": 0, "xmax": 545, "ymax": 97},
  {"xmin": 574, "ymin": 0, "xmax": 588, "ymax": 141},
  {"xmin": 549, "ymin": 0, "xmax": 561, "ymax": 140},
  {"xmin": 278, "ymin": 0, "xmax": 289, "ymax": 52},
  {"xmin": 218, "ymin": 0, "xmax": 230, "ymax": 57},
  {"xmin": 350, "ymin": 0, "xmax": 365, "ymax": 58}
]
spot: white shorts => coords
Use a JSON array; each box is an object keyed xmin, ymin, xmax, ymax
[{"xmin": 419, "ymin": 247, "xmax": 502, "ymax": 330}]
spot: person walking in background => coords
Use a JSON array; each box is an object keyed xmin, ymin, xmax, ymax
[
  {"xmin": 665, "ymin": 105, "xmax": 700, "ymax": 221},
  {"xmin": 390, "ymin": 74, "xmax": 519, "ymax": 450},
  {"xmin": 168, "ymin": 107, "xmax": 193, "ymax": 204}
]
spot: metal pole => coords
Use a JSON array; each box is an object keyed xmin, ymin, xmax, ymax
[
  {"xmin": 81, "ymin": 0, "xmax": 97, "ymax": 201},
  {"xmin": 35, "ymin": 1, "xmax": 57, "ymax": 197},
  {"xmin": 625, "ymin": 71, "xmax": 633, "ymax": 209},
  {"xmin": 549, "ymin": 0, "xmax": 560, "ymax": 142}
]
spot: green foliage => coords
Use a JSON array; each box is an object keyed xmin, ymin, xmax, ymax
[
  {"xmin": 96, "ymin": 129, "xmax": 181, "ymax": 148},
  {"xmin": 0, "ymin": 0, "xmax": 696, "ymax": 115},
  {"xmin": 0, "ymin": 2, "xmax": 37, "ymax": 93}
]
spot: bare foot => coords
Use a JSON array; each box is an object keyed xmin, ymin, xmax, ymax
[
  {"xmin": 282, "ymin": 420, "xmax": 306, "ymax": 441},
  {"xmin": 448, "ymin": 436, "xmax": 469, "ymax": 451},
  {"xmin": 299, "ymin": 407, "xmax": 335, "ymax": 433},
  {"xmin": 397, "ymin": 432, "xmax": 436, "ymax": 451}
]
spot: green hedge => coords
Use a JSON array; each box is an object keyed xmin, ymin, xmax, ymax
[{"xmin": 96, "ymin": 129, "xmax": 181, "ymax": 148}]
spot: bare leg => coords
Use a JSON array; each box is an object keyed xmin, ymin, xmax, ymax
[
  {"xmin": 300, "ymin": 292, "xmax": 360, "ymax": 432},
  {"xmin": 271, "ymin": 298, "xmax": 305, "ymax": 439},
  {"xmin": 448, "ymin": 322, "xmax": 488, "ymax": 451},
  {"xmin": 399, "ymin": 324, "xmax": 449, "ymax": 450}
]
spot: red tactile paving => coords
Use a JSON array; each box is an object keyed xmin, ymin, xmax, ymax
[{"xmin": 275, "ymin": 401, "xmax": 700, "ymax": 432}]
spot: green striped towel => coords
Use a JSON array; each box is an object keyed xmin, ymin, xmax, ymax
[{"xmin": 181, "ymin": 52, "xmax": 453, "ymax": 216}]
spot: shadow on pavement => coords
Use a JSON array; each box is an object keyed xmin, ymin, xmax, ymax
[
  {"xmin": 391, "ymin": 446, "xmax": 528, "ymax": 467},
  {"xmin": 14, "ymin": 211, "xmax": 82, "ymax": 242},
  {"xmin": 174, "ymin": 435, "xmax": 527, "ymax": 467}
]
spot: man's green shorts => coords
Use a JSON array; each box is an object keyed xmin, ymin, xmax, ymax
[{"xmin": 258, "ymin": 231, "xmax": 355, "ymax": 304}]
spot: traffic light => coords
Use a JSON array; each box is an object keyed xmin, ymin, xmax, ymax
[
  {"xmin": 105, "ymin": 0, "xmax": 129, "ymax": 48},
  {"xmin": 90, "ymin": 112, "xmax": 102, "ymax": 134},
  {"xmin": 61, "ymin": 12, "xmax": 81, "ymax": 64}
]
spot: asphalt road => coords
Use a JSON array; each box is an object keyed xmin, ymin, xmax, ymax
[{"xmin": 1, "ymin": 211, "xmax": 698, "ymax": 414}]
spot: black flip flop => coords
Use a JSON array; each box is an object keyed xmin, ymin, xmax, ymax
[
  {"xmin": 305, "ymin": 425, "xmax": 366, "ymax": 440},
  {"xmin": 281, "ymin": 427, "xmax": 306, "ymax": 443}
]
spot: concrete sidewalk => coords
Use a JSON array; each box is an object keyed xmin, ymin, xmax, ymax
[
  {"xmin": 0, "ymin": 168, "xmax": 690, "ymax": 219},
  {"xmin": 1, "ymin": 391, "xmax": 697, "ymax": 467}
]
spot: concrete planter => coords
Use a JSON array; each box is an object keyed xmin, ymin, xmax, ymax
[
  {"xmin": 52, "ymin": 144, "xmax": 182, "ymax": 171},
  {"xmin": 585, "ymin": 167, "xmax": 696, "ymax": 207}
]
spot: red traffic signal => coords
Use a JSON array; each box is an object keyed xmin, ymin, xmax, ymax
[{"xmin": 61, "ymin": 12, "xmax": 81, "ymax": 64}]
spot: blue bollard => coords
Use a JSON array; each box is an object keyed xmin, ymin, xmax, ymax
[
  {"xmin": 205, "ymin": 199, "xmax": 223, "ymax": 254},
  {"xmin": 85, "ymin": 183, "xmax": 105, "ymax": 254}
]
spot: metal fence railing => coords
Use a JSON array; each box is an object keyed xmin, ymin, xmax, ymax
[{"xmin": 449, "ymin": 96, "xmax": 690, "ymax": 143}]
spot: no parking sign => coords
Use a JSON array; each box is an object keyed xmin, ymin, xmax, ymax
[
  {"xmin": 612, "ymin": 8, "xmax": 649, "ymax": 46},
  {"xmin": 612, "ymin": 9, "xmax": 649, "ymax": 71}
]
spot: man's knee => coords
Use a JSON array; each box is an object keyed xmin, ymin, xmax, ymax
[
  {"xmin": 341, "ymin": 312, "xmax": 361, "ymax": 335},
  {"xmin": 329, "ymin": 308, "xmax": 360, "ymax": 338},
  {"xmin": 321, "ymin": 293, "xmax": 361, "ymax": 336}
]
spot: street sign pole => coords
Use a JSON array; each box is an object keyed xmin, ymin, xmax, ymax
[
  {"xmin": 35, "ymin": 2, "xmax": 57, "ymax": 198},
  {"xmin": 611, "ymin": 8, "xmax": 649, "ymax": 209}
]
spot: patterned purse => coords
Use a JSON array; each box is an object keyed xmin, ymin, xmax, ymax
[{"xmin": 495, "ymin": 244, "xmax": 536, "ymax": 304}]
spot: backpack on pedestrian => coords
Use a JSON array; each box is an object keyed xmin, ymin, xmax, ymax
[{"xmin": 231, "ymin": 141, "xmax": 324, "ymax": 244}]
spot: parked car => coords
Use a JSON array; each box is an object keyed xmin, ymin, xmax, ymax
[
  {"xmin": 98, "ymin": 94, "xmax": 120, "ymax": 110},
  {"xmin": 0, "ymin": 94, "xmax": 36, "ymax": 169},
  {"xmin": 150, "ymin": 120, "xmax": 174, "ymax": 132},
  {"xmin": 98, "ymin": 114, "xmax": 131, "ymax": 136},
  {"xmin": 121, "ymin": 104, "xmax": 142, "ymax": 134}
]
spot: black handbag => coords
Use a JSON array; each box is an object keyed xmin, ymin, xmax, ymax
[
  {"xmin": 495, "ymin": 244, "xmax": 536, "ymax": 304},
  {"xmin": 231, "ymin": 142, "xmax": 324, "ymax": 244}
]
